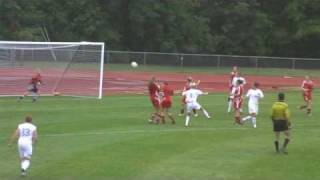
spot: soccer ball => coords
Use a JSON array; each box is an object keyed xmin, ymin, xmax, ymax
[{"xmin": 131, "ymin": 61, "xmax": 138, "ymax": 68}]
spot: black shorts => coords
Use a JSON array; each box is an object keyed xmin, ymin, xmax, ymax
[{"xmin": 273, "ymin": 120, "xmax": 289, "ymax": 132}]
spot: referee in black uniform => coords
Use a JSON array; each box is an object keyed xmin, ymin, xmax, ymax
[{"xmin": 271, "ymin": 92, "xmax": 291, "ymax": 153}]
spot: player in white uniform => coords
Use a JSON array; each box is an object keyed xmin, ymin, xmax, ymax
[
  {"xmin": 242, "ymin": 82, "xmax": 264, "ymax": 128},
  {"xmin": 9, "ymin": 116, "xmax": 38, "ymax": 176},
  {"xmin": 182, "ymin": 83, "xmax": 211, "ymax": 127}
]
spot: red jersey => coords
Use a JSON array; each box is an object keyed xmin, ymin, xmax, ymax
[
  {"xmin": 148, "ymin": 82, "xmax": 159, "ymax": 97},
  {"xmin": 30, "ymin": 73, "xmax": 42, "ymax": 85},
  {"xmin": 301, "ymin": 80, "xmax": 314, "ymax": 93},
  {"xmin": 162, "ymin": 84, "xmax": 173, "ymax": 101},
  {"xmin": 233, "ymin": 85, "xmax": 244, "ymax": 99}
]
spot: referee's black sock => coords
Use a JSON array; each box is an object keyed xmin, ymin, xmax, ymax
[
  {"xmin": 274, "ymin": 141, "xmax": 279, "ymax": 152},
  {"xmin": 283, "ymin": 138, "xmax": 290, "ymax": 148}
]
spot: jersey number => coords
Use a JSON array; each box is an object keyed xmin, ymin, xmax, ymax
[{"xmin": 22, "ymin": 128, "xmax": 31, "ymax": 136}]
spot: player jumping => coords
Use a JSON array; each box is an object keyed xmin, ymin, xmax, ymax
[
  {"xmin": 242, "ymin": 82, "xmax": 264, "ymax": 128},
  {"xmin": 182, "ymin": 83, "xmax": 211, "ymax": 127},
  {"xmin": 18, "ymin": 69, "xmax": 43, "ymax": 102},
  {"xmin": 299, "ymin": 76, "xmax": 314, "ymax": 116}
]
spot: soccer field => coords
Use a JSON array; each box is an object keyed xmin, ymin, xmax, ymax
[{"xmin": 0, "ymin": 91, "xmax": 319, "ymax": 180}]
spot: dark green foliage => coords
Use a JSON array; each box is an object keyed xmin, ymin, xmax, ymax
[{"xmin": 0, "ymin": 0, "xmax": 319, "ymax": 57}]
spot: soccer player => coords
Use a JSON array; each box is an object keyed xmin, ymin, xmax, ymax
[
  {"xmin": 271, "ymin": 92, "xmax": 291, "ymax": 154},
  {"xmin": 242, "ymin": 82, "xmax": 264, "ymax": 128},
  {"xmin": 227, "ymin": 66, "xmax": 238, "ymax": 113},
  {"xmin": 299, "ymin": 76, "xmax": 314, "ymax": 116},
  {"xmin": 18, "ymin": 69, "xmax": 43, "ymax": 102},
  {"xmin": 179, "ymin": 77, "xmax": 200, "ymax": 116},
  {"xmin": 160, "ymin": 82, "xmax": 175, "ymax": 124},
  {"xmin": 8, "ymin": 116, "xmax": 38, "ymax": 176},
  {"xmin": 232, "ymin": 79, "xmax": 244, "ymax": 124},
  {"xmin": 182, "ymin": 83, "xmax": 211, "ymax": 127},
  {"xmin": 228, "ymin": 71, "xmax": 246, "ymax": 113},
  {"xmin": 147, "ymin": 76, "xmax": 163, "ymax": 124}
]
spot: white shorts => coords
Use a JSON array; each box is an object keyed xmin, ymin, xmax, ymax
[
  {"xmin": 186, "ymin": 102, "xmax": 201, "ymax": 112},
  {"xmin": 248, "ymin": 103, "xmax": 259, "ymax": 114},
  {"xmin": 18, "ymin": 142, "xmax": 33, "ymax": 159}
]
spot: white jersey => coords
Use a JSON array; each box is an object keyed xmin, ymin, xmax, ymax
[
  {"xmin": 182, "ymin": 89, "xmax": 203, "ymax": 104},
  {"xmin": 246, "ymin": 88, "xmax": 264, "ymax": 105},
  {"xmin": 232, "ymin": 76, "xmax": 246, "ymax": 87},
  {"xmin": 18, "ymin": 122, "xmax": 37, "ymax": 144}
]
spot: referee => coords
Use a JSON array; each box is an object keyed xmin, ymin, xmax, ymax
[{"xmin": 271, "ymin": 92, "xmax": 291, "ymax": 153}]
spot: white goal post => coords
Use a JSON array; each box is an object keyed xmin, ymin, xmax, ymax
[{"xmin": 0, "ymin": 41, "xmax": 105, "ymax": 99}]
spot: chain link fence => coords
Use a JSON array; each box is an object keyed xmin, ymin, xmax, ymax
[{"xmin": 106, "ymin": 50, "xmax": 320, "ymax": 70}]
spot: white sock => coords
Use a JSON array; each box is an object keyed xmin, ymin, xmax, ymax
[
  {"xmin": 185, "ymin": 115, "xmax": 190, "ymax": 126},
  {"xmin": 21, "ymin": 160, "xmax": 30, "ymax": 170},
  {"xmin": 252, "ymin": 117, "xmax": 257, "ymax": 128},
  {"xmin": 242, "ymin": 115, "xmax": 252, "ymax": 122},
  {"xmin": 202, "ymin": 109, "xmax": 210, "ymax": 118},
  {"xmin": 227, "ymin": 101, "xmax": 232, "ymax": 113}
]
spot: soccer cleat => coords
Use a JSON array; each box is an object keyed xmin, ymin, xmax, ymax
[
  {"xmin": 178, "ymin": 113, "xmax": 183, "ymax": 117},
  {"xmin": 194, "ymin": 113, "xmax": 198, "ymax": 117},
  {"xmin": 253, "ymin": 124, "xmax": 257, "ymax": 128},
  {"xmin": 21, "ymin": 169, "xmax": 26, "ymax": 177}
]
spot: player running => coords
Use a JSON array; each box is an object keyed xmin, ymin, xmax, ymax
[
  {"xmin": 18, "ymin": 69, "xmax": 43, "ymax": 102},
  {"xmin": 299, "ymin": 76, "xmax": 314, "ymax": 116},
  {"xmin": 160, "ymin": 82, "xmax": 175, "ymax": 124},
  {"xmin": 179, "ymin": 77, "xmax": 200, "ymax": 116},
  {"xmin": 232, "ymin": 79, "xmax": 245, "ymax": 125},
  {"xmin": 147, "ymin": 76, "xmax": 163, "ymax": 124},
  {"xmin": 8, "ymin": 116, "xmax": 38, "ymax": 177},
  {"xmin": 242, "ymin": 82, "xmax": 264, "ymax": 128},
  {"xmin": 182, "ymin": 83, "xmax": 211, "ymax": 127},
  {"xmin": 228, "ymin": 71, "xmax": 246, "ymax": 113}
]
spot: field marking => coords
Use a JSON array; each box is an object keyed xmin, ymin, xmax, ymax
[{"xmin": 41, "ymin": 126, "xmax": 319, "ymax": 138}]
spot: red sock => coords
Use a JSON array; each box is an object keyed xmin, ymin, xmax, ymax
[{"xmin": 235, "ymin": 116, "xmax": 241, "ymax": 124}]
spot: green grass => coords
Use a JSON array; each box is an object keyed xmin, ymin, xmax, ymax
[{"xmin": 0, "ymin": 91, "xmax": 319, "ymax": 180}]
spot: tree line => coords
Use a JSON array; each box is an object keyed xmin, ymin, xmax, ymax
[{"xmin": 0, "ymin": 0, "xmax": 319, "ymax": 58}]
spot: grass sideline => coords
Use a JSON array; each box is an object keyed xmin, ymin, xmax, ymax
[{"xmin": 0, "ymin": 91, "xmax": 319, "ymax": 180}]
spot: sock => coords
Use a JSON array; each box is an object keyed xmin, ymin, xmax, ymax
[
  {"xmin": 283, "ymin": 138, "xmax": 290, "ymax": 149},
  {"xmin": 180, "ymin": 108, "xmax": 184, "ymax": 114},
  {"xmin": 235, "ymin": 116, "xmax": 241, "ymax": 124},
  {"xmin": 169, "ymin": 114, "xmax": 175, "ymax": 124},
  {"xmin": 274, "ymin": 141, "xmax": 279, "ymax": 152},
  {"xmin": 300, "ymin": 105, "xmax": 307, "ymax": 109},
  {"xmin": 252, "ymin": 117, "xmax": 257, "ymax": 128},
  {"xmin": 202, "ymin": 109, "xmax": 210, "ymax": 118},
  {"xmin": 242, "ymin": 115, "xmax": 251, "ymax": 122},
  {"xmin": 307, "ymin": 108, "xmax": 311, "ymax": 114},
  {"xmin": 22, "ymin": 160, "xmax": 30, "ymax": 170},
  {"xmin": 227, "ymin": 101, "xmax": 232, "ymax": 113},
  {"xmin": 192, "ymin": 109, "xmax": 197, "ymax": 114},
  {"xmin": 185, "ymin": 115, "xmax": 190, "ymax": 126}
]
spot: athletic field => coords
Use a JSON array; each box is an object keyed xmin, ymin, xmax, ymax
[{"xmin": 0, "ymin": 73, "xmax": 319, "ymax": 180}]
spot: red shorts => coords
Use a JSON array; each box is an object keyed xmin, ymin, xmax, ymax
[
  {"xmin": 150, "ymin": 97, "xmax": 160, "ymax": 108},
  {"xmin": 303, "ymin": 92, "xmax": 312, "ymax": 102},
  {"xmin": 233, "ymin": 98, "xmax": 243, "ymax": 110},
  {"xmin": 161, "ymin": 99, "xmax": 172, "ymax": 108}
]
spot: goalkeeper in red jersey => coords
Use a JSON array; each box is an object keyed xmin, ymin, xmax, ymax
[
  {"xmin": 18, "ymin": 69, "xmax": 43, "ymax": 102},
  {"xmin": 299, "ymin": 76, "xmax": 314, "ymax": 116}
]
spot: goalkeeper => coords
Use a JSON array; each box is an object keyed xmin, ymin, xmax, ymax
[{"xmin": 18, "ymin": 69, "xmax": 43, "ymax": 102}]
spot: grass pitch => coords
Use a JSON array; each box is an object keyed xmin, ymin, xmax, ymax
[{"xmin": 0, "ymin": 91, "xmax": 319, "ymax": 180}]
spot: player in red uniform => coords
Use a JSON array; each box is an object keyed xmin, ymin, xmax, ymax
[
  {"xmin": 18, "ymin": 69, "xmax": 43, "ymax": 102},
  {"xmin": 148, "ymin": 76, "xmax": 163, "ymax": 124},
  {"xmin": 299, "ymin": 76, "xmax": 314, "ymax": 116},
  {"xmin": 227, "ymin": 66, "xmax": 238, "ymax": 113},
  {"xmin": 160, "ymin": 82, "xmax": 175, "ymax": 124},
  {"xmin": 232, "ymin": 79, "xmax": 244, "ymax": 124},
  {"xmin": 179, "ymin": 77, "xmax": 200, "ymax": 116}
]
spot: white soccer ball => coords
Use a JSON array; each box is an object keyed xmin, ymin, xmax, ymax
[{"xmin": 131, "ymin": 61, "xmax": 138, "ymax": 68}]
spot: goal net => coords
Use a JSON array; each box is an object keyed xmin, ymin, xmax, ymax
[{"xmin": 0, "ymin": 41, "xmax": 105, "ymax": 99}]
